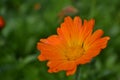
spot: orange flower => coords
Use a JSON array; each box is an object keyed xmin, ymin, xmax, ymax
[
  {"xmin": 58, "ymin": 6, "xmax": 78, "ymax": 19},
  {"xmin": 0, "ymin": 16, "xmax": 5, "ymax": 29},
  {"xmin": 34, "ymin": 3, "xmax": 41, "ymax": 11},
  {"xmin": 37, "ymin": 16, "xmax": 110, "ymax": 76}
]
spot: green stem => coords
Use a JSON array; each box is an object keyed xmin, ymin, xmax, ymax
[{"xmin": 75, "ymin": 65, "xmax": 81, "ymax": 80}]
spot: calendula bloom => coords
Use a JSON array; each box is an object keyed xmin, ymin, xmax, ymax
[
  {"xmin": 58, "ymin": 6, "xmax": 78, "ymax": 19},
  {"xmin": 37, "ymin": 16, "xmax": 110, "ymax": 76},
  {"xmin": 0, "ymin": 16, "xmax": 5, "ymax": 29},
  {"xmin": 34, "ymin": 3, "xmax": 41, "ymax": 11}
]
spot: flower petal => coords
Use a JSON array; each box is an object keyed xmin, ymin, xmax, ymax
[
  {"xmin": 66, "ymin": 66, "xmax": 77, "ymax": 76},
  {"xmin": 57, "ymin": 16, "xmax": 83, "ymax": 46},
  {"xmin": 38, "ymin": 54, "xmax": 46, "ymax": 61},
  {"xmin": 47, "ymin": 60, "xmax": 65, "ymax": 73},
  {"xmin": 84, "ymin": 29, "xmax": 104, "ymax": 50},
  {"xmin": 78, "ymin": 19, "xmax": 95, "ymax": 46},
  {"xmin": 76, "ymin": 36, "xmax": 110, "ymax": 65},
  {"xmin": 89, "ymin": 36, "xmax": 110, "ymax": 50},
  {"xmin": 37, "ymin": 43, "xmax": 65, "ymax": 61},
  {"xmin": 48, "ymin": 61, "xmax": 76, "ymax": 73},
  {"xmin": 40, "ymin": 35, "xmax": 61, "ymax": 46}
]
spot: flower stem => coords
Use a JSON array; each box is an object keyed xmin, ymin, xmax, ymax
[{"xmin": 75, "ymin": 65, "xmax": 81, "ymax": 80}]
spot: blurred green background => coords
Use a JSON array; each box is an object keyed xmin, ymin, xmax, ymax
[{"xmin": 0, "ymin": 0, "xmax": 120, "ymax": 80}]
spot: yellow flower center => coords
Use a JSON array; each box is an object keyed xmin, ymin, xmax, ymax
[{"xmin": 64, "ymin": 46, "xmax": 85, "ymax": 61}]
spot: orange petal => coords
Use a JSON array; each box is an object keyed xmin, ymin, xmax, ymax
[
  {"xmin": 48, "ymin": 61, "xmax": 76, "ymax": 73},
  {"xmin": 84, "ymin": 29, "xmax": 104, "ymax": 50},
  {"xmin": 66, "ymin": 66, "xmax": 77, "ymax": 76},
  {"xmin": 37, "ymin": 43, "xmax": 65, "ymax": 61},
  {"xmin": 57, "ymin": 16, "xmax": 73, "ymax": 45},
  {"xmin": 75, "ymin": 54, "xmax": 92, "ymax": 65},
  {"xmin": 40, "ymin": 35, "xmax": 62, "ymax": 46},
  {"xmin": 47, "ymin": 60, "xmax": 65, "ymax": 73},
  {"xmin": 56, "ymin": 61, "xmax": 75, "ymax": 71},
  {"xmin": 73, "ymin": 16, "xmax": 82, "ymax": 29},
  {"xmin": 78, "ymin": 19, "xmax": 95, "ymax": 46},
  {"xmin": 57, "ymin": 16, "xmax": 83, "ymax": 46},
  {"xmin": 47, "ymin": 60, "xmax": 65, "ymax": 68},
  {"xmin": 89, "ymin": 36, "xmax": 110, "ymax": 49},
  {"xmin": 80, "ymin": 49, "xmax": 101, "ymax": 63},
  {"xmin": 76, "ymin": 37, "xmax": 110, "ymax": 65},
  {"xmin": 38, "ymin": 54, "xmax": 46, "ymax": 61},
  {"xmin": 71, "ymin": 16, "xmax": 82, "ymax": 45}
]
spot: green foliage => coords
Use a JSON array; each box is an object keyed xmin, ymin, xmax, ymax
[{"xmin": 0, "ymin": 0, "xmax": 120, "ymax": 80}]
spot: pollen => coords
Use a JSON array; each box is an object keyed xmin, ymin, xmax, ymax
[{"xmin": 64, "ymin": 46, "xmax": 85, "ymax": 61}]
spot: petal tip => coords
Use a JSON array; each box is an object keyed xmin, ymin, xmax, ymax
[
  {"xmin": 37, "ymin": 55, "xmax": 46, "ymax": 61},
  {"xmin": 106, "ymin": 36, "xmax": 110, "ymax": 40},
  {"xmin": 64, "ymin": 16, "xmax": 72, "ymax": 22}
]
